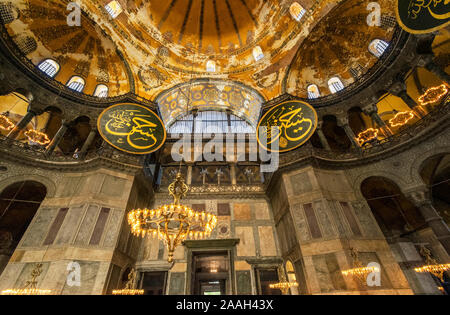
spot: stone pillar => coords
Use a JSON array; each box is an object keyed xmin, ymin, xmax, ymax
[
  {"xmin": 7, "ymin": 109, "xmax": 39, "ymax": 139},
  {"xmin": 362, "ymin": 104, "xmax": 393, "ymax": 137},
  {"xmin": 389, "ymin": 82, "xmax": 426, "ymax": 117},
  {"xmin": 337, "ymin": 116, "xmax": 360, "ymax": 149},
  {"xmin": 79, "ymin": 129, "xmax": 97, "ymax": 158},
  {"xmin": 45, "ymin": 122, "xmax": 69, "ymax": 156},
  {"xmin": 230, "ymin": 163, "xmax": 237, "ymax": 185},
  {"xmin": 186, "ymin": 164, "xmax": 193, "ymax": 186},
  {"xmin": 316, "ymin": 121, "xmax": 331, "ymax": 150},
  {"xmin": 406, "ymin": 187, "xmax": 450, "ymax": 256}
]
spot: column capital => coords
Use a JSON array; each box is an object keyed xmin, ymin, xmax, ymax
[
  {"xmin": 362, "ymin": 103, "xmax": 379, "ymax": 116},
  {"xmin": 336, "ymin": 116, "xmax": 349, "ymax": 127},
  {"xmin": 403, "ymin": 186, "xmax": 432, "ymax": 207},
  {"xmin": 389, "ymin": 81, "xmax": 407, "ymax": 96}
]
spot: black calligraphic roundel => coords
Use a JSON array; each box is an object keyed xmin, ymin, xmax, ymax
[
  {"xmin": 98, "ymin": 103, "xmax": 166, "ymax": 155},
  {"xmin": 256, "ymin": 100, "xmax": 318, "ymax": 153},
  {"xmin": 396, "ymin": 0, "xmax": 450, "ymax": 34}
]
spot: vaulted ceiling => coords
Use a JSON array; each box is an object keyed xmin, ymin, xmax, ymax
[{"xmin": 1, "ymin": 0, "xmax": 399, "ymax": 103}]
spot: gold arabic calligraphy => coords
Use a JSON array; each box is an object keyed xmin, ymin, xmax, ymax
[
  {"xmin": 408, "ymin": 0, "xmax": 450, "ymax": 20},
  {"xmin": 105, "ymin": 110, "xmax": 158, "ymax": 150},
  {"xmin": 263, "ymin": 105, "xmax": 313, "ymax": 148}
]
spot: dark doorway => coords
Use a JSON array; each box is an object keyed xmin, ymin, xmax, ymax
[
  {"xmin": 139, "ymin": 271, "xmax": 167, "ymax": 295},
  {"xmin": 255, "ymin": 268, "xmax": 281, "ymax": 295},
  {"xmin": 192, "ymin": 251, "xmax": 230, "ymax": 295},
  {"xmin": 0, "ymin": 181, "xmax": 46, "ymax": 275}
]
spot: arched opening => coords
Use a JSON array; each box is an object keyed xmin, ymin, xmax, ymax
[
  {"xmin": 0, "ymin": 181, "xmax": 46, "ymax": 275},
  {"xmin": 105, "ymin": 1, "xmax": 123, "ymax": 19},
  {"xmin": 348, "ymin": 107, "xmax": 370, "ymax": 137},
  {"xmin": 66, "ymin": 76, "xmax": 85, "ymax": 93},
  {"xmin": 307, "ymin": 84, "xmax": 320, "ymax": 99},
  {"xmin": 290, "ymin": 2, "xmax": 306, "ymax": 22},
  {"xmin": 38, "ymin": 59, "xmax": 60, "ymax": 78},
  {"xmin": 59, "ymin": 116, "xmax": 92, "ymax": 156},
  {"xmin": 361, "ymin": 177, "xmax": 425, "ymax": 238},
  {"xmin": 321, "ymin": 115, "xmax": 351, "ymax": 151},
  {"xmin": 285, "ymin": 260, "xmax": 299, "ymax": 295},
  {"xmin": 253, "ymin": 46, "xmax": 264, "ymax": 62},
  {"xmin": 94, "ymin": 84, "xmax": 109, "ymax": 98},
  {"xmin": 206, "ymin": 60, "xmax": 216, "ymax": 73},
  {"xmin": 419, "ymin": 153, "xmax": 450, "ymax": 225},
  {"xmin": 369, "ymin": 39, "xmax": 389, "ymax": 58},
  {"xmin": 328, "ymin": 77, "xmax": 345, "ymax": 94}
]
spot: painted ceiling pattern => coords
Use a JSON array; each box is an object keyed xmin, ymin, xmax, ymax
[
  {"xmin": 0, "ymin": 0, "xmax": 398, "ymax": 104},
  {"xmin": 286, "ymin": 0, "xmax": 397, "ymax": 98},
  {"xmin": 2, "ymin": 0, "xmax": 131, "ymax": 97},
  {"xmin": 156, "ymin": 80, "xmax": 264, "ymax": 127}
]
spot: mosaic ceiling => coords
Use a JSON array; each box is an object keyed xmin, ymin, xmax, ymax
[{"xmin": 1, "ymin": 0, "xmax": 399, "ymax": 103}]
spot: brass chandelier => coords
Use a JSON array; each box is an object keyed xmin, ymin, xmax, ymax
[
  {"xmin": 341, "ymin": 248, "xmax": 380, "ymax": 282},
  {"xmin": 112, "ymin": 268, "xmax": 144, "ymax": 295},
  {"xmin": 1, "ymin": 263, "xmax": 51, "ymax": 295},
  {"xmin": 269, "ymin": 266, "xmax": 299, "ymax": 294},
  {"xmin": 128, "ymin": 172, "xmax": 218, "ymax": 263},
  {"xmin": 414, "ymin": 246, "xmax": 450, "ymax": 282}
]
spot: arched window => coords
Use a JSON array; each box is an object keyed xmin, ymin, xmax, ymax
[
  {"xmin": 253, "ymin": 46, "xmax": 264, "ymax": 62},
  {"xmin": 105, "ymin": 1, "xmax": 123, "ymax": 19},
  {"xmin": 328, "ymin": 77, "xmax": 344, "ymax": 93},
  {"xmin": 38, "ymin": 59, "xmax": 60, "ymax": 78},
  {"xmin": 67, "ymin": 76, "xmax": 85, "ymax": 92},
  {"xmin": 368, "ymin": 39, "xmax": 389, "ymax": 58},
  {"xmin": 94, "ymin": 84, "xmax": 108, "ymax": 97},
  {"xmin": 307, "ymin": 84, "xmax": 320, "ymax": 99},
  {"xmin": 206, "ymin": 60, "xmax": 216, "ymax": 73},
  {"xmin": 285, "ymin": 261, "xmax": 299, "ymax": 295},
  {"xmin": 290, "ymin": 2, "xmax": 306, "ymax": 21}
]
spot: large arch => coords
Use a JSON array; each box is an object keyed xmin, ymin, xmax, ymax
[{"xmin": 0, "ymin": 180, "xmax": 47, "ymax": 275}]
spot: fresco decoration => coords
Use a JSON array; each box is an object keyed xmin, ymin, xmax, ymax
[
  {"xmin": 396, "ymin": 0, "xmax": 450, "ymax": 34},
  {"xmin": 156, "ymin": 81, "xmax": 264, "ymax": 127},
  {"xmin": 98, "ymin": 103, "xmax": 166, "ymax": 155},
  {"xmin": 257, "ymin": 100, "xmax": 318, "ymax": 153}
]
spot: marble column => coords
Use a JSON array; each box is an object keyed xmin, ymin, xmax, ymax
[
  {"xmin": 7, "ymin": 109, "xmax": 39, "ymax": 139},
  {"xmin": 337, "ymin": 116, "xmax": 360, "ymax": 149},
  {"xmin": 230, "ymin": 163, "xmax": 237, "ymax": 185},
  {"xmin": 79, "ymin": 129, "xmax": 97, "ymax": 158},
  {"xmin": 390, "ymin": 82, "xmax": 426, "ymax": 118},
  {"xmin": 316, "ymin": 121, "xmax": 331, "ymax": 150},
  {"xmin": 45, "ymin": 122, "xmax": 69, "ymax": 155},
  {"xmin": 406, "ymin": 187, "xmax": 450, "ymax": 256},
  {"xmin": 362, "ymin": 104, "xmax": 393, "ymax": 137}
]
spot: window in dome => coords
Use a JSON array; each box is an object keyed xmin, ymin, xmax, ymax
[
  {"xmin": 253, "ymin": 46, "xmax": 264, "ymax": 62},
  {"xmin": 368, "ymin": 39, "xmax": 389, "ymax": 58},
  {"xmin": 290, "ymin": 2, "xmax": 306, "ymax": 21},
  {"xmin": 67, "ymin": 76, "xmax": 85, "ymax": 92},
  {"xmin": 94, "ymin": 84, "xmax": 108, "ymax": 98},
  {"xmin": 105, "ymin": 1, "xmax": 123, "ymax": 19},
  {"xmin": 307, "ymin": 84, "xmax": 320, "ymax": 99},
  {"xmin": 328, "ymin": 77, "xmax": 344, "ymax": 94},
  {"xmin": 206, "ymin": 60, "xmax": 216, "ymax": 73},
  {"xmin": 38, "ymin": 59, "xmax": 60, "ymax": 78}
]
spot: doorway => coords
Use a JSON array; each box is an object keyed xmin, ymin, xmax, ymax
[{"xmin": 191, "ymin": 251, "xmax": 230, "ymax": 295}]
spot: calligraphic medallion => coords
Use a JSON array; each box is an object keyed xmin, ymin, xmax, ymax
[
  {"xmin": 97, "ymin": 103, "xmax": 166, "ymax": 155},
  {"xmin": 256, "ymin": 100, "xmax": 318, "ymax": 153},
  {"xmin": 396, "ymin": 0, "xmax": 450, "ymax": 34}
]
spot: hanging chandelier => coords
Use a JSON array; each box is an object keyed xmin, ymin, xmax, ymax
[
  {"xmin": 128, "ymin": 172, "xmax": 218, "ymax": 263},
  {"xmin": 341, "ymin": 248, "xmax": 380, "ymax": 282},
  {"xmin": 1, "ymin": 263, "xmax": 51, "ymax": 295},
  {"xmin": 389, "ymin": 111, "xmax": 415, "ymax": 128},
  {"xmin": 112, "ymin": 268, "xmax": 144, "ymax": 295},
  {"xmin": 414, "ymin": 246, "xmax": 450, "ymax": 282},
  {"xmin": 356, "ymin": 128, "xmax": 379, "ymax": 146},
  {"xmin": 418, "ymin": 84, "xmax": 448, "ymax": 106},
  {"xmin": 0, "ymin": 113, "xmax": 15, "ymax": 131},
  {"xmin": 24, "ymin": 129, "xmax": 50, "ymax": 145},
  {"xmin": 269, "ymin": 266, "xmax": 299, "ymax": 294}
]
